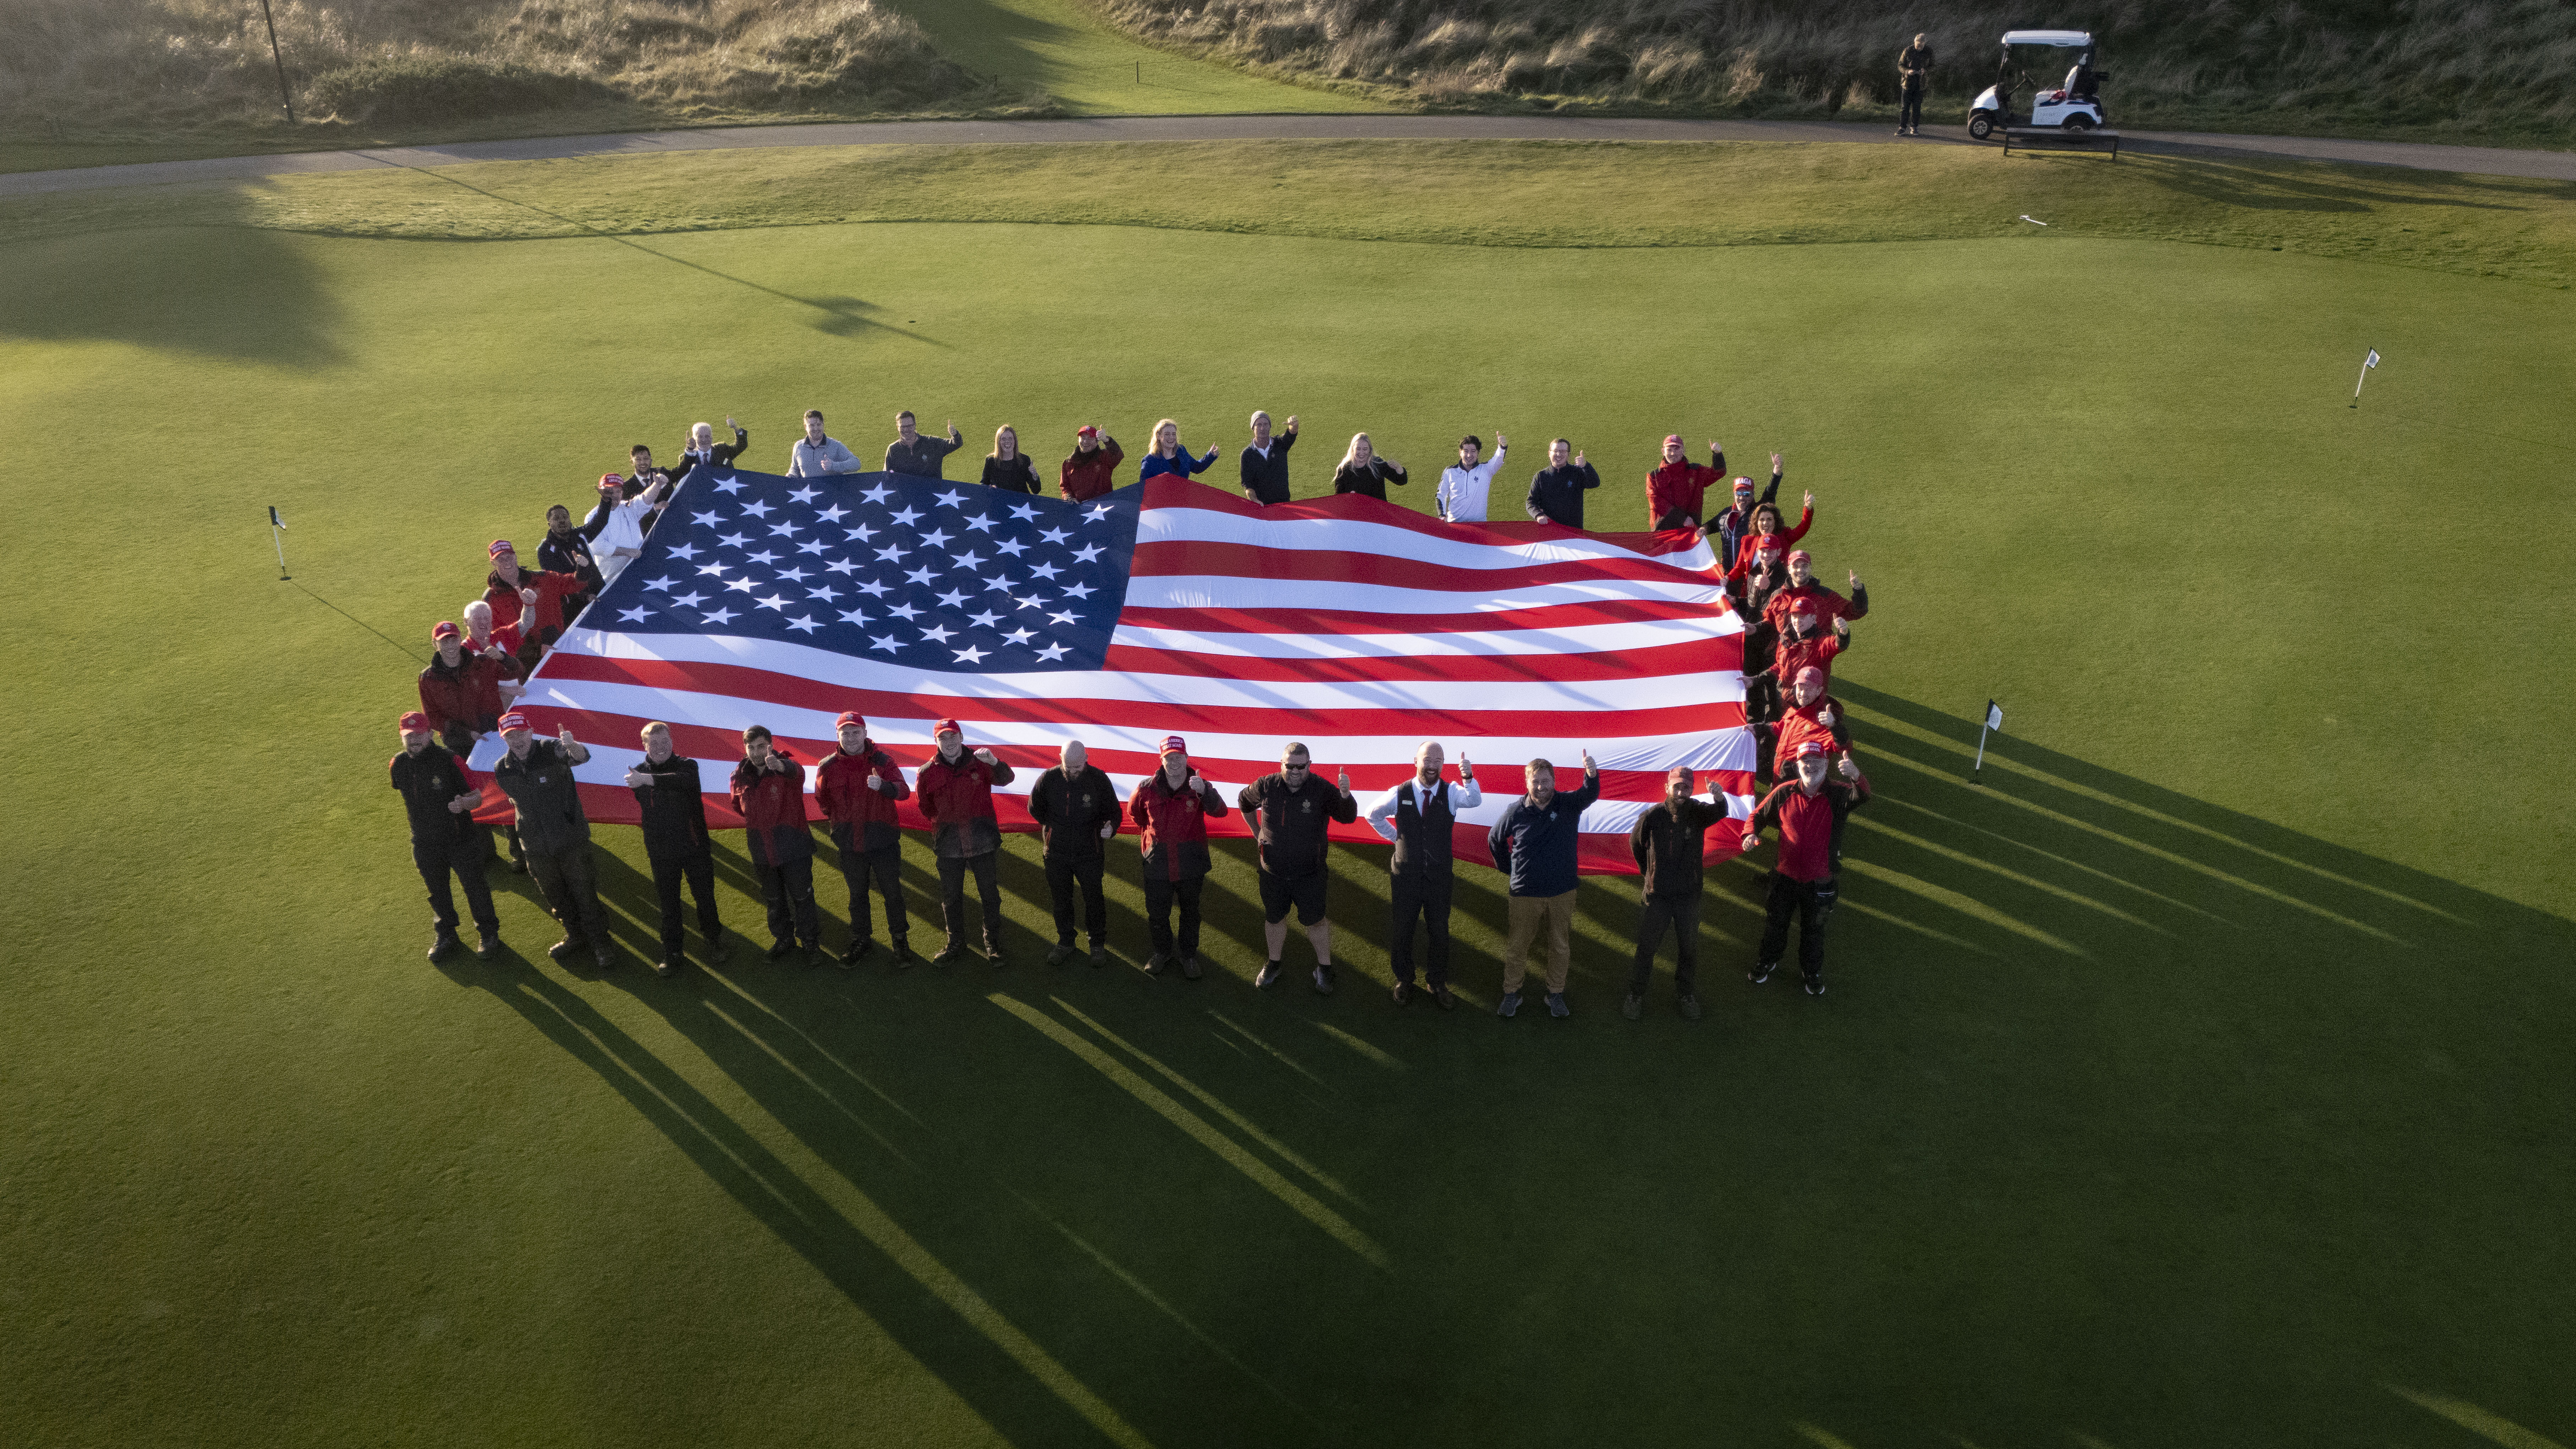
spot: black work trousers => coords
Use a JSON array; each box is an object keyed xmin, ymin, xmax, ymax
[
  {"xmin": 1900, "ymin": 78, "xmax": 1926, "ymax": 130},
  {"xmin": 526, "ymin": 844, "xmax": 606, "ymax": 945},
  {"xmin": 1631, "ymin": 890, "xmax": 1702, "ymax": 996},
  {"xmin": 650, "ymin": 846, "xmax": 721, "ymax": 958},
  {"xmin": 754, "ymin": 855, "xmax": 820, "ymax": 947},
  {"xmin": 1388, "ymin": 868, "xmax": 1455, "ymax": 986},
  {"xmin": 1757, "ymin": 871, "xmax": 1837, "ymax": 976},
  {"xmin": 1142, "ymin": 873, "xmax": 1204, "ymax": 959},
  {"xmin": 839, "ymin": 843, "xmax": 908, "ymax": 947},
  {"xmin": 414, "ymin": 833, "xmax": 498, "ymax": 936},
  {"xmin": 1046, "ymin": 852, "xmax": 1107, "ymax": 948},
  {"xmin": 938, "ymin": 851, "xmax": 1004, "ymax": 953}
]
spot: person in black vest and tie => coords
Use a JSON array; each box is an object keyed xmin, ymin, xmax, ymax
[
  {"xmin": 1363, "ymin": 741, "xmax": 1482, "ymax": 1008},
  {"xmin": 625, "ymin": 721, "xmax": 727, "ymax": 977}
]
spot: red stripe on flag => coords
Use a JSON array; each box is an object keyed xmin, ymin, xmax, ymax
[
  {"xmin": 1117, "ymin": 598, "xmax": 1724, "ymax": 634},
  {"xmin": 1141, "ymin": 478, "xmax": 1715, "ymax": 559},
  {"xmin": 1130, "ymin": 540, "xmax": 1709, "ymax": 591},
  {"xmin": 1100, "ymin": 637, "xmax": 1739, "ymax": 684}
]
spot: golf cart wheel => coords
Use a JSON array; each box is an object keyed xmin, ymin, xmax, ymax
[
  {"xmin": 2062, "ymin": 113, "xmax": 2095, "ymax": 131},
  {"xmin": 1967, "ymin": 112, "xmax": 1995, "ymax": 140}
]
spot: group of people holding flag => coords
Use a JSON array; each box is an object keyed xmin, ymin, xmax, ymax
[{"xmin": 391, "ymin": 407, "xmax": 1879, "ymax": 1019}]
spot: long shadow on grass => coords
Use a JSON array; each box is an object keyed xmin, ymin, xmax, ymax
[{"xmin": 474, "ymin": 695, "xmax": 2576, "ymax": 1448}]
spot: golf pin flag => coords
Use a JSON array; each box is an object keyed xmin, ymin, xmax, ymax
[
  {"xmin": 2364, "ymin": 348, "xmax": 2380, "ymax": 370},
  {"xmin": 1986, "ymin": 700, "xmax": 2004, "ymax": 731},
  {"xmin": 268, "ymin": 505, "xmax": 285, "ymax": 529}
]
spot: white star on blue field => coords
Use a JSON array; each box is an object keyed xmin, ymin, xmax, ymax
[{"xmin": 592, "ymin": 470, "xmax": 1142, "ymax": 671}]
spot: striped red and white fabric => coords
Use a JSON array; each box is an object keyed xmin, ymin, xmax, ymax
[{"xmin": 471, "ymin": 470, "xmax": 1753, "ymax": 873}]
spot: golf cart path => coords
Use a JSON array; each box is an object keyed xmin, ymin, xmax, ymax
[{"xmin": 6, "ymin": 114, "xmax": 2570, "ymax": 198}]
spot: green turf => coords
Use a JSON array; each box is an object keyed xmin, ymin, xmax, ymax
[
  {"xmin": 887, "ymin": 0, "xmax": 1382, "ymax": 114},
  {"xmin": 2, "ymin": 143, "xmax": 2572, "ymax": 1448}
]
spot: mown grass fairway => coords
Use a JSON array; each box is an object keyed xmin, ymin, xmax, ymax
[{"xmin": 2, "ymin": 142, "xmax": 2572, "ymax": 1448}]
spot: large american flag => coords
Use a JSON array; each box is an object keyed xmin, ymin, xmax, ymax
[{"xmin": 473, "ymin": 468, "xmax": 1753, "ymax": 874}]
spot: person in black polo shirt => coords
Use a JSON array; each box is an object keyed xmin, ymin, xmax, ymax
[
  {"xmin": 1526, "ymin": 437, "xmax": 1602, "ymax": 528},
  {"xmin": 1626, "ymin": 765, "xmax": 1730, "ymax": 1020},
  {"xmin": 491, "ymin": 712, "xmax": 613, "ymax": 970},
  {"xmin": 1363, "ymin": 741, "xmax": 1482, "ymax": 1009},
  {"xmin": 625, "ymin": 721, "xmax": 726, "ymax": 977},
  {"xmin": 1027, "ymin": 739, "xmax": 1125, "ymax": 966},
  {"xmin": 390, "ymin": 709, "xmax": 498, "ymax": 961},
  {"xmin": 1241, "ymin": 741, "xmax": 1359, "ymax": 995},
  {"xmin": 885, "ymin": 410, "xmax": 964, "ymax": 480},
  {"xmin": 1239, "ymin": 409, "xmax": 1299, "ymax": 505}
]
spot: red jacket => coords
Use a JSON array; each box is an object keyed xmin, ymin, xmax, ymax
[
  {"xmin": 415, "ymin": 651, "xmax": 512, "ymax": 738},
  {"xmin": 1645, "ymin": 457, "xmax": 1723, "ymax": 527},
  {"xmin": 485, "ymin": 567, "xmax": 583, "ymax": 637},
  {"xmin": 1749, "ymin": 775, "xmax": 1870, "ymax": 883},
  {"xmin": 730, "ymin": 752, "xmax": 814, "ymax": 866},
  {"xmin": 1729, "ymin": 506, "xmax": 1812, "ymax": 572},
  {"xmin": 1772, "ymin": 694, "xmax": 1852, "ymax": 769},
  {"xmin": 1060, "ymin": 439, "xmax": 1125, "ymax": 502},
  {"xmin": 916, "ymin": 749, "xmax": 1016, "ymax": 858},
  {"xmin": 1768, "ymin": 626, "xmax": 1848, "ymax": 685},
  {"xmin": 1765, "ymin": 578, "xmax": 1869, "ymax": 632},
  {"xmin": 815, "ymin": 743, "xmax": 912, "ymax": 853},
  {"xmin": 1131, "ymin": 770, "xmax": 1228, "ymax": 882}
]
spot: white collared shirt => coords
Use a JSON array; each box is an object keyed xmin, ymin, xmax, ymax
[
  {"xmin": 1435, "ymin": 447, "xmax": 1506, "ymax": 522},
  {"xmin": 1364, "ymin": 772, "xmax": 1485, "ymax": 843}
]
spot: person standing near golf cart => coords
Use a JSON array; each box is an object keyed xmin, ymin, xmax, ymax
[{"xmin": 1897, "ymin": 34, "xmax": 1934, "ymax": 137}]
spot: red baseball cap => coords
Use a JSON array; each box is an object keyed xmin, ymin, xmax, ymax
[
  {"xmin": 1160, "ymin": 735, "xmax": 1188, "ymax": 755},
  {"xmin": 1757, "ymin": 537, "xmax": 1785, "ymax": 554},
  {"xmin": 398, "ymin": 710, "xmax": 430, "ymax": 731},
  {"xmin": 1076, "ymin": 425, "xmax": 1099, "ymax": 441},
  {"xmin": 835, "ymin": 711, "xmax": 867, "ymax": 730},
  {"xmin": 1795, "ymin": 740, "xmax": 1830, "ymax": 759},
  {"xmin": 1663, "ymin": 434, "xmax": 1683, "ymax": 448},
  {"xmin": 431, "ymin": 620, "xmax": 460, "ymax": 641},
  {"xmin": 488, "ymin": 539, "xmax": 515, "ymax": 557},
  {"xmin": 932, "ymin": 718, "xmax": 963, "ymax": 737},
  {"xmin": 599, "ymin": 473, "xmax": 623, "ymax": 488},
  {"xmin": 1794, "ymin": 666, "xmax": 1826, "ymax": 688},
  {"xmin": 498, "ymin": 712, "xmax": 530, "ymax": 732},
  {"xmin": 1787, "ymin": 548, "xmax": 1812, "ymax": 565},
  {"xmin": 1732, "ymin": 476, "xmax": 1755, "ymax": 495}
]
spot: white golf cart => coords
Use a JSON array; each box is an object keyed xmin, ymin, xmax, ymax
[{"xmin": 1966, "ymin": 29, "xmax": 2107, "ymax": 140}]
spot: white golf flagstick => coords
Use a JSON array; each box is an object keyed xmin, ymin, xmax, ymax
[
  {"xmin": 2352, "ymin": 347, "xmax": 2380, "ymax": 404},
  {"xmin": 268, "ymin": 505, "xmax": 289, "ymax": 579},
  {"xmin": 1971, "ymin": 699, "xmax": 2003, "ymax": 781}
]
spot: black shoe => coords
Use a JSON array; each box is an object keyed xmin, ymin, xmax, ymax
[
  {"xmin": 985, "ymin": 943, "xmax": 1007, "ymax": 968},
  {"xmin": 547, "ymin": 938, "xmax": 583, "ymax": 962},
  {"xmin": 511, "ymin": 857, "xmax": 529, "ymax": 875},
  {"xmin": 1748, "ymin": 960, "xmax": 1777, "ymax": 986},
  {"xmin": 703, "ymin": 928, "xmax": 730, "ymax": 963},
  {"xmin": 842, "ymin": 939, "xmax": 876, "ymax": 968},
  {"xmin": 1621, "ymin": 992, "xmax": 1643, "ymax": 1021},
  {"xmin": 1046, "ymin": 942, "xmax": 1076, "ymax": 966},
  {"xmin": 474, "ymin": 931, "xmax": 498, "ymax": 959},
  {"xmin": 1312, "ymin": 966, "xmax": 1336, "ymax": 996},
  {"xmin": 427, "ymin": 932, "xmax": 460, "ymax": 962},
  {"xmin": 1181, "ymin": 954, "xmax": 1203, "ymax": 980},
  {"xmin": 592, "ymin": 942, "xmax": 616, "ymax": 970},
  {"xmin": 766, "ymin": 937, "xmax": 795, "ymax": 961},
  {"xmin": 1496, "ymin": 990, "xmax": 1522, "ymax": 1019},
  {"xmin": 1803, "ymin": 971, "xmax": 1826, "ymax": 997},
  {"xmin": 1145, "ymin": 951, "xmax": 1172, "ymax": 977},
  {"xmin": 1391, "ymin": 980, "xmax": 1414, "ymax": 1007},
  {"xmin": 1679, "ymin": 994, "xmax": 1704, "ymax": 1021},
  {"xmin": 1089, "ymin": 943, "xmax": 1110, "ymax": 968},
  {"xmin": 650, "ymin": 957, "xmax": 680, "ymax": 978},
  {"xmin": 1545, "ymin": 991, "xmax": 1570, "ymax": 1019},
  {"xmin": 1255, "ymin": 960, "xmax": 1283, "ymax": 989},
  {"xmin": 1430, "ymin": 983, "xmax": 1457, "ymax": 1011},
  {"xmin": 888, "ymin": 940, "xmax": 911, "ymax": 968},
  {"xmin": 929, "ymin": 946, "xmax": 961, "ymax": 968}
]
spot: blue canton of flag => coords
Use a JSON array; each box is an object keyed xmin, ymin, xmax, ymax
[{"xmin": 596, "ymin": 469, "xmax": 1141, "ymax": 671}]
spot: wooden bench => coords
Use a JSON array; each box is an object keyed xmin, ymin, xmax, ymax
[{"xmin": 2003, "ymin": 126, "xmax": 2121, "ymax": 158}]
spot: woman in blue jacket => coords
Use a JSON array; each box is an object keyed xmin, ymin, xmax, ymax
[{"xmin": 1138, "ymin": 418, "xmax": 1220, "ymax": 482}]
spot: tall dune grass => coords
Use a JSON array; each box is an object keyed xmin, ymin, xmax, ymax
[
  {"xmin": 1092, "ymin": 0, "xmax": 2576, "ymax": 142},
  {"xmin": 0, "ymin": 0, "xmax": 1037, "ymax": 135}
]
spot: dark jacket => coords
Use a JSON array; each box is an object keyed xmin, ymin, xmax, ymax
[
  {"xmin": 1060, "ymin": 438, "xmax": 1124, "ymax": 501},
  {"xmin": 1139, "ymin": 447, "xmax": 1220, "ymax": 483},
  {"xmin": 916, "ymin": 749, "xmax": 1016, "ymax": 858},
  {"xmin": 673, "ymin": 427, "xmax": 748, "ymax": 486},
  {"xmin": 1526, "ymin": 461, "xmax": 1602, "ymax": 528},
  {"xmin": 1710, "ymin": 463, "xmax": 1781, "ymax": 571},
  {"xmin": 1386, "ymin": 777, "xmax": 1473, "ymax": 878},
  {"xmin": 1132, "ymin": 770, "xmax": 1228, "ymax": 882},
  {"xmin": 1238, "ymin": 772, "xmax": 1358, "ymax": 879},
  {"xmin": 886, "ymin": 432, "xmax": 964, "ymax": 480},
  {"xmin": 631, "ymin": 754, "xmax": 712, "ymax": 860},
  {"xmin": 493, "ymin": 739, "xmax": 592, "ymax": 855},
  {"xmin": 537, "ymin": 527, "xmax": 604, "ymax": 603},
  {"xmin": 1330, "ymin": 457, "xmax": 1408, "ymax": 501},
  {"xmin": 1029, "ymin": 764, "xmax": 1124, "ymax": 859},
  {"xmin": 1631, "ymin": 794, "xmax": 1729, "ymax": 898},
  {"xmin": 389, "ymin": 743, "xmax": 481, "ymax": 845},
  {"xmin": 981, "ymin": 453, "xmax": 1041, "ymax": 495},
  {"xmin": 730, "ymin": 752, "xmax": 815, "ymax": 867},
  {"xmin": 1239, "ymin": 431, "xmax": 1298, "ymax": 505},
  {"xmin": 1486, "ymin": 769, "xmax": 1602, "ymax": 898}
]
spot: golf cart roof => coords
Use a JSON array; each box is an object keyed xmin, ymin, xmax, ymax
[{"xmin": 2001, "ymin": 29, "xmax": 2094, "ymax": 47}]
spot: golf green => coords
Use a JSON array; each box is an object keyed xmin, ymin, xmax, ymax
[{"xmin": 2, "ymin": 145, "xmax": 2571, "ymax": 1449}]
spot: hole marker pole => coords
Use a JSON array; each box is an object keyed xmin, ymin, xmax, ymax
[
  {"xmin": 2351, "ymin": 346, "xmax": 2379, "ymax": 407},
  {"xmin": 269, "ymin": 505, "xmax": 290, "ymax": 579},
  {"xmin": 1971, "ymin": 698, "xmax": 2002, "ymax": 783}
]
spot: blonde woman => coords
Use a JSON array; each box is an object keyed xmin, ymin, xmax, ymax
[
  {"xmin": 980, "ymin": 425, "xmax": 1041, "ymax": 495},
  {"xmin": 1330, "ymin": 432, "xmax": 1409, "ymax": 501},
  {"xmin": 1137, "ymin": 418, "xmax": 1219, "ymax": 483}
]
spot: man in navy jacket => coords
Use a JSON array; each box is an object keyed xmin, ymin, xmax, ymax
[{"xmin": 1485, "ymin": 749, "xmax": 1600, "ymax": 1019}]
